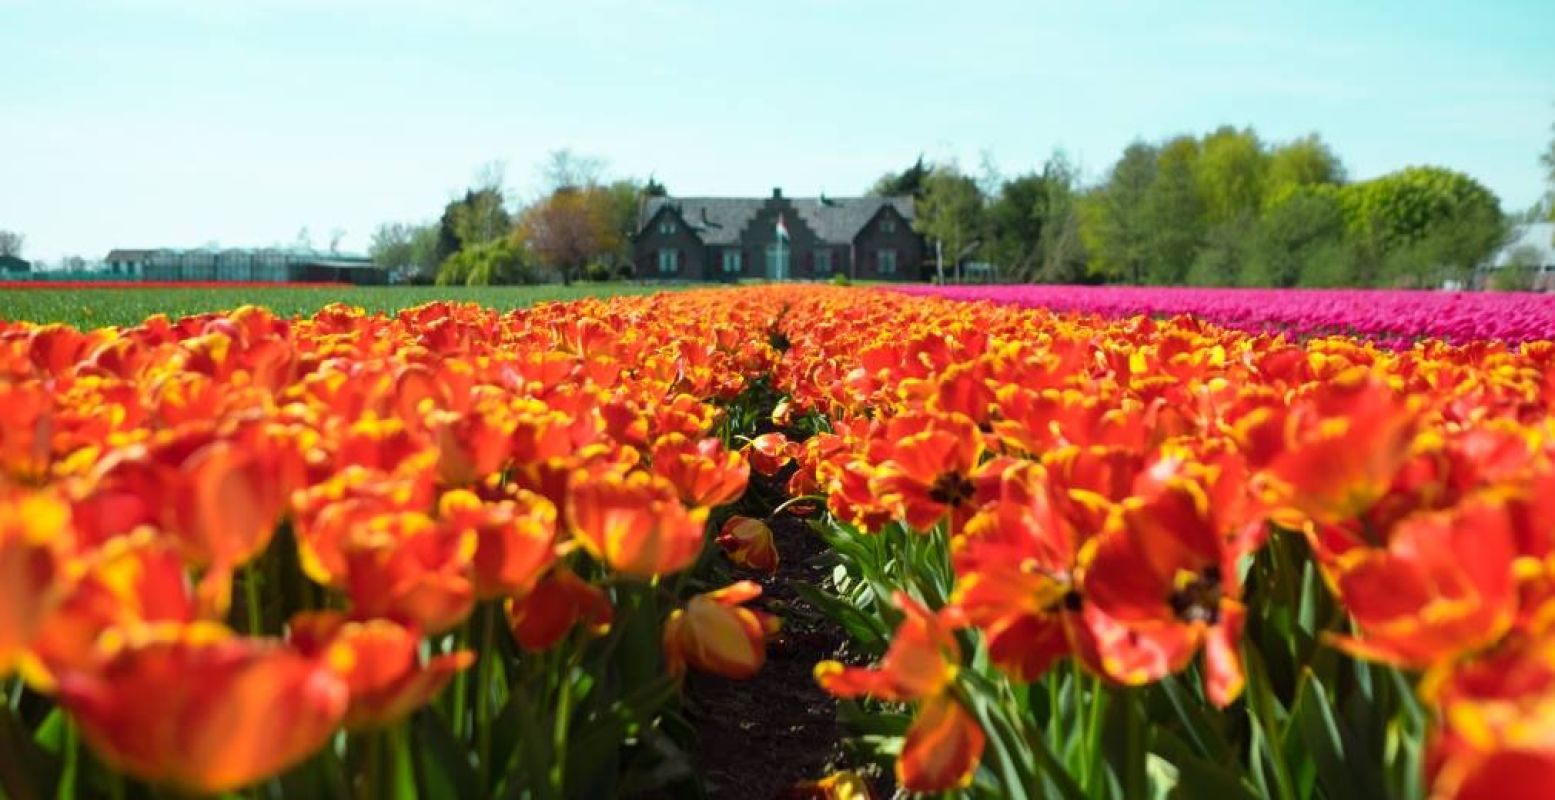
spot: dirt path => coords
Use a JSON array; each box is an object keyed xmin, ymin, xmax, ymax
[{"xmin": 681, "ymin": 513, "xmax": 879, "ymax": 798}]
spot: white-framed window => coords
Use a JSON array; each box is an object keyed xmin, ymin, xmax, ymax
[
  {"xmin": 877, "ymin": 249, "xmax": 897, "ymax": 275},
  {"xmin": 722, "ymin": 249, "xmax": 743, "ymax": 274},
  {"xmin": 813, "ymin": 249, "xmax": 833, "ymax": 274},
  {"xmin": 658, "ymin": 249, "xmax": 680, "ymax": 274},
  {"xmin": 880, "ymin": 217, "xmax": 897, "ymax": 233},
  {"xmin": 659, "ymin": 219, "xmax": 677, "ymax": 235}
]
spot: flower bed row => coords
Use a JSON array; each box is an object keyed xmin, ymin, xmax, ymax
[
  {"xmin": 751, "ymin": 287, "xmax": 1555, "ymax": 797},
  {"xmin": 4, "ymin": 285, "xmax": 1555, "ymax": 799},
  {"xmin": 0, "ymin": 294, "xmax": 795, "ymax": 798},
  {"xmin": 895, "ymin": 283, "xmax": 1555, "ymax": 345}
]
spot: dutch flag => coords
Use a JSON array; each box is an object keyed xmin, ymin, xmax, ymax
[{"xmin": 775, "ymin": 214, "xmax": 789, "ymax": 241}]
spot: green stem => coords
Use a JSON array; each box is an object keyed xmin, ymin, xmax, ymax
[
  {"xmin": 548, "ymin": 649, "xmax": 578, "ymax": 797},
  {"xmin": 447, "ymin": 620, "xmax": 472, "ymax": 740},
  {"xmin": 387, "ymin": 724, "xmax": 416, "ymax": 800},
  {"xmin": 1081, "ymin": 673, "xmax": 1107, "ymax": 793},
  {"xmin": 244, "ymin": 563, "xmax": 264, "ymax": 636},
  {"xmin": 475, "ymin": 605, "xmax": 498, "ymax": 791},
  {"xmin": 363, "ymin": 731, "xmax": 383, "ymax": 800},
  {"xmin": 55, "ymin": 720, "xmax": 78, "ymax": 800}
]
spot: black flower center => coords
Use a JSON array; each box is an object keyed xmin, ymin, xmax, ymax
[
  {"xmin": 1168, "ymin": 564, "xmax": 1223, "ymax": 624},
  {"xmin": 927, "ymin": 471, "xmax": 975, "ymax": 507}
]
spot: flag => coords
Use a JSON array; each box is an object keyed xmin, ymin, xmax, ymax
[{"xmin": 775, "ymin": 215, "xmax": 789, "ymax": 242}]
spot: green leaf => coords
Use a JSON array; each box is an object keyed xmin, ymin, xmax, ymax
[
  {"xmin": 1288, "ymin": 670, "xmax": 1385, "ymax": 800},
  {"xmin": 0, "ymin": 704, "xmax": 57, "ymax": 800},
  {"xmin": 411, "ymin": 709, "xmax": 477, "ymax": 800},
  {"xmin": 1149, "ymin": 727, "xmax": 1259, "ymax": 800}
]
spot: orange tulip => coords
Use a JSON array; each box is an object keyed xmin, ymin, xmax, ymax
[
  {"xmin": 784, "ymin": 771, "xmax": 878, "ymax": 800},
  {"xmin": 505, "ymin": 565, "xmax": 613, "ymax": 651},
  {"xmin": 1248, "ymin": 370, "xmax": 1419, "ymax": 527},
  {"xmin": 715, "ymin": 515, "xmax": 779, "ymax": 574},
  {"xmin": 814, "ymin": 592, "xmax": 962, "ymax": 702},
  {"xmin": 1329, "ymin": 494, "xmax": 1518, "ymax": 669},
  {"xmin": 340, "ymin": 511, "xmax": 476, "ymax": 635},
  {"xmin": 29, "ymin": 530, "xmax": 197, "ymax": 691},
  {"xmin": 897, "ymin": 693, "xmax": 986, "ymax": 793},
  {"xmin": 745, "ymin": 432, "xmax": 798, "ymax": 477},
  {"xmin": 439, "ymin": 489, "xmax": 557, "ymax": 599},
  {"xmin": 0, "ymin": 488, "xmax": 72, "ymax": 682},
  {"xmin": 567, "ymin": 469, "xmax": 708, "ymax": 579},
  {"xmin": 663, "ymin": 581, "xmax": 779, "ymax": 680},
  {"xmin": 1422, "ymin": 630, "xmax": 1555, "ymax": 800},
  {"xmin": 55, "ymin": 624, "xmax": 347, "ymax": 794},
  {"xmin": 289, "ymin": 611, "xmax": 474, "ymax": 730},
  {"xmin": 650, "ymin": 434, "xmax": 750, "ymax": 507},
  {"xmin": 870, "ymin": 414, "xmax": 988, "ymax": 533},
  {"xmin": 814, "ymin": 592, "xmax": 982, "ymax": 791}
]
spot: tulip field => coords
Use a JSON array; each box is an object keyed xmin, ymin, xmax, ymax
[{"xmin": 3, "ymin": 283, "xmax": 1555, "ymax": 799}]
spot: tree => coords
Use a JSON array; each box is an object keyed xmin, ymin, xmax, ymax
[
  {"xmin": 1140, "ymin": 136, "xmax": 1205, "ymax": 284},
  {"xmin": 870, "ymin": 156, "xmax": 931, "ymax": 199},
  {"xmin": 0, "ymin": 230, "xmax": 22, "ymax": 258},
  {"xmin": 1245, "ymin": 186, "xmax": 1348, "ymax": 287},
  {"xmin": 516, "ymin": 186, "xmax": 623, "ymax": 285},
  {"xmin": 913, "ymin": 166, "xmax": 985, "ymax": 282},
  {"xmin": 1543, "ymin": 116, "xmax": 1555, "ymax": 222},
  {"xmin": 1194, "ymin": 126, "xmax": 1268, "ymax": 225},
  {"xmin": 985, "ymin": 152, "xmax": 1086, "ymax": 282},
  {"xmin": 1266, "ymin": 134, "xmax": 1345, "ymax": 203},
  {"xmin": 1338, "ymin": 165, "xmax": 1503, "ymax": 285},
  {"xmin": 541, "ymin": 149, "xmax": 605, "ymax": 193},
  {"xmin": 1079, "ymin": 142, "xmax": 1157, "ymax": 283},
  {"xmin": 437, "ymin": 239, "xmax": 532, "ymax": 286},
  {"xmin": 369, "ymin": 222, "xmax": 440, "ymax": 281},
  {"xmin": 436, "ymin": 187, "xmax": 511, "ymax": 265}
]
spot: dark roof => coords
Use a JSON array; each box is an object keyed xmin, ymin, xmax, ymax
[
  {"xmin": 640, "ymin": 195, "xmax": 914, "ymax": 246},
  {"xmin": 105, "ymin": 249, "xmax": 157, "ymax": 262},
  {"xmin": 0, "ymin": 255, "xmax": 29, "ymax": 271}
]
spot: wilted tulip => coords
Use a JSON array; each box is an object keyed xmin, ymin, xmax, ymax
[
  {"xmin": 715, "ymin": 515, "xmax": 779, "ymax": 573},
  {"xmin": 663, "ymin": 581, "xmax": 779, "ymax": 680}
]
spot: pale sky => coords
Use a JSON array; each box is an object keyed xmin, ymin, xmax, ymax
[{"xmin": 2, "ymin": 0, "xmax": 1552, "ymax": 262}]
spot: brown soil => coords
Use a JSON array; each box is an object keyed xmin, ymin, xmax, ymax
[{"xmin": 679, "ymin": 512, "xmax": 885, "ymax": 799}]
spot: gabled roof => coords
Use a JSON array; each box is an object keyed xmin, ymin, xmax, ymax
[{"xmin": 639, "ymin": 195, "xmax": 914, "ymax": 246}]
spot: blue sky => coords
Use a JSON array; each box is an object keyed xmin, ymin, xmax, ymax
[{"xmin": 2, "ymin": 0, "xmax": 1552, "ymax": 262}]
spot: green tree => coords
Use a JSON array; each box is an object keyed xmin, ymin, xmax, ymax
[
  {"xmin": 1186, "ymin": 215, "xmax": 1256, "ymax": 286},
  {"xmin": 1338, "ymin": 165, "xmax": 1504, "ymax": 285},
  {"xmin": 1245, "ymin": 186, "xmax": 1348, "ymax": 287},
  {"xmin": 986, "ymin": 152, "xmax": 1087, "ymax": 282},
  {"xmin": 1080, "ymin": 142, "xmax": 1157, "ymax": 283},
  {"xmin": 1194, "ymin": 126, "xmax": 1268, "ymax": 225},
  {"xmin": 1140, "ymin": 136, "xmax": 1204, "ymax": 284},
  {"xmin": 436, "ymin": 187, "xmax": 511, "ymax": 265},
  {"xmin": 870, "ymin": 155, "xmax": 932, "ymax": 199},
  {"xmin": 368, "ymin": 222, "xmax": 439, "ymax": 281},
  {"xmin": 1266, "ymin": 134, "xmax": 1345, "ymax": 203},
  {"xmin": 436, "ymin": 239, "xmax": 532, "ymax": 286},
  {"xmin": 914, "ymin": 166, "xmax": 985, "ymax": 282}
]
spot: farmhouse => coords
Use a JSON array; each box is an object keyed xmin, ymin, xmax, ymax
[
  {"xmin": 0, "ymin": 255, "xmax": 30, "ymax": 274},
  {"xmin": 633, "ymin": 189, "xmax": 924, "ymax": 281}
]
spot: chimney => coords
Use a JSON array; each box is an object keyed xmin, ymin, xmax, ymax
[{"xmin": 772, "ymin": 187, "xmax": 783, "ymax": 199}]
